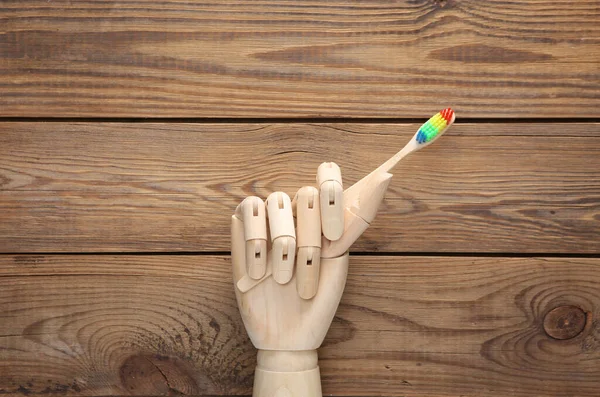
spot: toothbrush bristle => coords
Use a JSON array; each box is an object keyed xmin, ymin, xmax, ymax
[{"xmin": 416, "ymin": 108, "xmax": 454, "ymax": 144}]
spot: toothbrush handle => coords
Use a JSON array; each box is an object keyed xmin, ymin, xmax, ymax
[
  {"xmin": 341, "ymin": 142, "xmax": 413, "ymax": 210},
  {"xmin": 375, "ymin": 141, "xmax": 416, "ymax": 174}
]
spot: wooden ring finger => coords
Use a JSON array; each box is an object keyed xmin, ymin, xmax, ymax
[{"xmin": 266, "ymin": 192, "xmax": 296, "ymax": 284}]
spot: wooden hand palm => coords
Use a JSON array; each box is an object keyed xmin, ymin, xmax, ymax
[{"xmin": 232, "ymin": 164, "xmax": 392, "ymax": 351}]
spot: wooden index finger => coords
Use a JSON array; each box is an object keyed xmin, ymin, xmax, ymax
[{"xmin": 316, "ymin": 162, "xmax": 344, "ymax": 241}]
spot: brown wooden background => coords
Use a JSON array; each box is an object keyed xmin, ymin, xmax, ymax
[{"xmin": 1, "ymin": 1, "xmax": 599, "ymax": 396}]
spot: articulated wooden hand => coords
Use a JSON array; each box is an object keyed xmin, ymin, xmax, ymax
[{"xmin": 232, "ymin": 163, "xmax": 392, "ymax": 397}]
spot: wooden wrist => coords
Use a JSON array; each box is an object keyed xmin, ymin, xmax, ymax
[{"xmin": 253, "ymin": 350, "xmax": 322, "ymax": 397}]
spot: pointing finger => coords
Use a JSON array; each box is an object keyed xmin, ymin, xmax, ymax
[
  {"xmin": 321, "ymin": 172, "xmax": 392, "ymax": 258},
  {"xmin": 317, "ymin": 162, "xmax": 344, "ymax": 241}
]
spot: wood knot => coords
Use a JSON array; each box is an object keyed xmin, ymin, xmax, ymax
[
  {"xmin": 119, "ymin": 354, "xmax": 201, "ymax": 395},
  {"xmin": 543, "ymin": 305, "xmax": 587, "ymax": 340}
]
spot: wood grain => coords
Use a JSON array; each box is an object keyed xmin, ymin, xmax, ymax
[
  {"xmin": 0, "ymin": 254, "xmax": 598, "ymax": 396},
  {"xmin": 1, "ymin": 122, "xmax": 599, "ymax": 254},
  {"xmin": 1, "ymin": 1, "xmax": 599, "ymax": 118}
]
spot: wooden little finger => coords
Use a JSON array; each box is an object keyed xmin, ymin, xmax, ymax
[{"xmin": 239, "ymin": 196, "xmax": 268, "ymax": 280}]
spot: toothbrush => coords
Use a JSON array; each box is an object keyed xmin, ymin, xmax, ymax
[
  {"xmin": 345, "ymin": 107, "xmax": 455, "ymax": 205},
  {"xmin": 322, "ymin": 108, "xmax": 455, "ymax": 258},
  {"xmin": 375, "ymin": 107, "xmax": 455, "ymax": 175}
]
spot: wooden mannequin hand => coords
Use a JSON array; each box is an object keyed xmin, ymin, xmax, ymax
[
  {"xmin": 231, "ymin": 235, "xmax": 350, "ymax": 351},
  {"xmin": 232, "ymin": 163, "xmax": 392, "ymax": 396}
]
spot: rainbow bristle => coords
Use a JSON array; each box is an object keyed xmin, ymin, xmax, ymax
[{"xmin": 415, "ymin": 108, "xmax": 454, "ymax": 144}]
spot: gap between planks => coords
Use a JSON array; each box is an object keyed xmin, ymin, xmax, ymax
[
  {"xmin": 1, "ymin": 117, "xmax": 600, "ymax": 124},
  {"xmin": 3, "ymin": 252, "xmax": 600, "ymax": 258}
]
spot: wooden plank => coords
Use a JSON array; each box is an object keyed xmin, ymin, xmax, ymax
[
  {"xmin": 1, "ymin": 122, "xmax": 599, "ymax": 254},
  {"xmin": 1, "ymin": 1, "xmax": 599, "ymax": 118},
  {"xmin": 0, "ymin": 254, "xmax": 598, "ymax": 396}
]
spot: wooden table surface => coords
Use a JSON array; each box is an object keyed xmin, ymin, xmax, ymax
[{"xmin": 1, "ymin": 1, "xmax": 599, "ymax": 396}]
